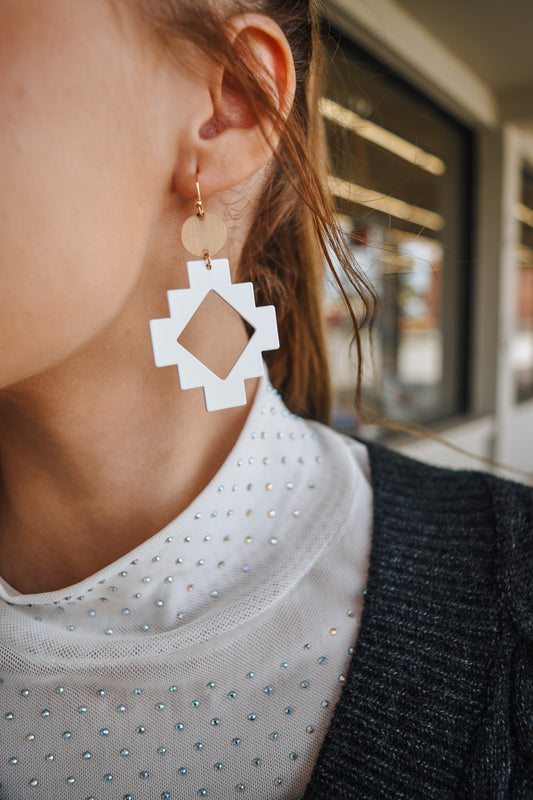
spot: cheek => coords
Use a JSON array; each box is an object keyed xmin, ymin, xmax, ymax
[
  {"xmin": 0, "ymin": 150, "xmax": 152, "ymax": 386},
  {"xmin": 0, "ymin": 5, "xmax": 158, "ymax": 387}
]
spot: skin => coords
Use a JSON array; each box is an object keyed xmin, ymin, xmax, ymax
[{"xmin": 0, "ymin": 0, "xmax": 295, "ymax": 592}]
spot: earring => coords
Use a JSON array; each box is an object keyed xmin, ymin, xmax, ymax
[{"xmin": 149, "ymin": 177, "xmax": 280, "ymax": 412}]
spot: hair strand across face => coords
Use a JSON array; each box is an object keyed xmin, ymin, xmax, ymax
[{"xmin": 136, "ymin": 0, "xmax": 378, "ymax": 423}]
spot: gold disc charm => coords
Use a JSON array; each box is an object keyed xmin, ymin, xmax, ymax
[{"xmin": 181, "ymin": 212, "xmax": 227, "ymax": 258}]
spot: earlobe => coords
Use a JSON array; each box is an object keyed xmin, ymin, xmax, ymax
[{"xmin": 175, "ymin": 13, "xmax": 296, "ymax": 200}]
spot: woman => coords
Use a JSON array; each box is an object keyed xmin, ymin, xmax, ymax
[{"xmin": 0, "ymin": 1, "xmax": 531, "ymax": 798}]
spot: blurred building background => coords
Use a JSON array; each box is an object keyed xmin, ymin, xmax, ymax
[{"xmin": 321, "ymin": 0, "xmax": 533, "ymax": 480}]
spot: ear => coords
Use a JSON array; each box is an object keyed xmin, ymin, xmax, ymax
[{"xmin": 173, "ymin": 13, "xmax": 296, "ymax": 200}]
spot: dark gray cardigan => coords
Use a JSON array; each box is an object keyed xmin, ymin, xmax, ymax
[{"xmin": 304, "ymin": 443, "xmax": 533, "ymax": 799}]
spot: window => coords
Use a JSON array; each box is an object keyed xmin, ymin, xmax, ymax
[
  {"xmin": 514, "ymin": 165, "xmax": 533, "ymax": 403},
  {"xmin": 321, "ymin": 32, "xmax": 474, "ymax": 433}
]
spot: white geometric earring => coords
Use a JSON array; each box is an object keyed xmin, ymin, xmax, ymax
[{"xmin": 149, "ymin": 176, "xmax": 279, "ymax": 412}]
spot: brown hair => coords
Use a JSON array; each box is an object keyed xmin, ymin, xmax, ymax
[{"xmin": 134, "ymin": 0, "xmax": 377, "ymax": 423}]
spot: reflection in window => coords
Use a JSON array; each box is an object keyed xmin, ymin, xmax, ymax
[
  {"xmin": 514, "ymin": 167, "xmax": 533, "ymax": 402},
  {"xmin": 321, "ymin": 33, "xmax": 473, "ymax": 433}
]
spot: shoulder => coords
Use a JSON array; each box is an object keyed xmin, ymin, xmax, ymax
[
  {"xmin": 364, "ymin": 436, "xmax": 532, "ymax": 515},
  {"xmin": 482, "ymin": 471, "xmax": 533, "ymax": 640},
  {"xmin": 305, "ymin": 441, "xmax": 533, "ymax": 797},
  {"xmin": 363, "ymin": 439, "xmax": 533, "ymax": 631},
  {"xmin": 358, "ymin": 442, "xmax": 533, "ymax": 794}
]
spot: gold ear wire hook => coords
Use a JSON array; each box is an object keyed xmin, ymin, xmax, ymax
[
  {"xmin": 196, "ymin": 174, "xmax": 211, "ymax": 268},
  {"xmin": 195, "ymin": 176, "xmax": 204, "ymax": 219}
]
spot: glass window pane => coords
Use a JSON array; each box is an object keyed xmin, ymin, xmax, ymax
[
  {"xmin": 322, "ymin": 32, "xmax": 473, "ymax": 433},
  {"xmin": 514, "ymin": 166, "xmax": 533, "ymax": 402}
]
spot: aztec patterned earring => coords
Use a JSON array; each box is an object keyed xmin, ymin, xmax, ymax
[{"xmin": 149, "ymin": 176, "xmax": 279, "ymax": 412}]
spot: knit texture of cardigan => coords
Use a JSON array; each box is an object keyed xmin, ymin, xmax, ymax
[{"xmin": 303, "ymin": 442, "xmax": 533, "ymax": 800}]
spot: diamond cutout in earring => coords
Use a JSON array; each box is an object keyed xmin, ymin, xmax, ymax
[{"xmin": 177, "ymin": 290, "xmax": 255, "ymax": 380}]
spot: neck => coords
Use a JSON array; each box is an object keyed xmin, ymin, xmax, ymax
[{"xmin": 0, "ymin": 284, "xmax": 257, "ymax": 594}]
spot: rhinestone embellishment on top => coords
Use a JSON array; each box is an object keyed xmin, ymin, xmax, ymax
[{"xmin": 0, "ymin": 375, "xmax": 371, "ymax": 799}]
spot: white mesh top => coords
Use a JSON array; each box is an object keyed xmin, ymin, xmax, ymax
[{"xmin": 0, "ymin": 375, "xmax": 373, "ymax": 800}]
